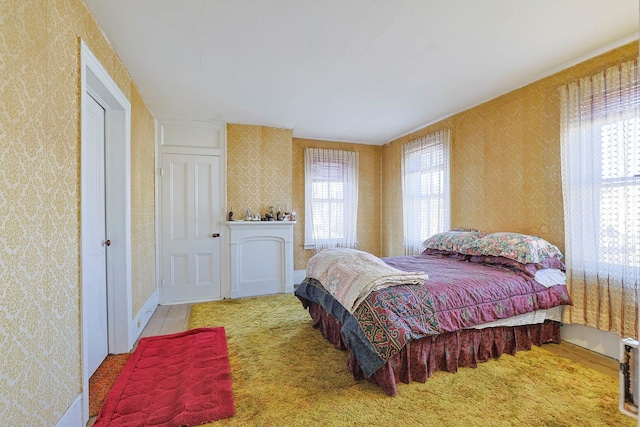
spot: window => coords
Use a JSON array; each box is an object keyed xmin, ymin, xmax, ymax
[
  {"xmin": 304, "ymin": 148, "xmax": 359, "ymax": 251},
  {"xmin": 598, "ymin": 118, "xmax": 640, "ymax": 269},
  {"xmin": 402, "ymin": 130, "xmax": 450, "ymax": 255},
  {"xmin": 560, "ymin": 58, "xmax": 640, "ymax": 338}
]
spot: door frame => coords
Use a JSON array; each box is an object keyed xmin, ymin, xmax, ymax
[
  {"xmin": 80, "ymin": 41, "xmax": 133, "ymax": 423},
  {"xmin": 155, "ymin": 119, "xmax": 229, "ymax": 304}
]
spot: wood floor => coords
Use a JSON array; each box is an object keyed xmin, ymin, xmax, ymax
[
  {"xmin": 136, "ymin": 303, "xmax": 193, "ymax": 343},
  {"xmin": 87, "ymin": 303, "xmax": 619, "ymax": 426},
  {"xmin": 545, "ymin": 340, "xmax": 619, "ymax": 379}
]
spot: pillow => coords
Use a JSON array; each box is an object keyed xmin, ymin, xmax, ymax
[
  {"xmin": 450, "ymin": 227, "xmax": 485, "ymax": 233},
  {"xmin": 421, "ymin": 229, "xmax": 486, "ymax": 253},
  {"xmin": 458, "ymin": 232, "xmax": 562, "ymax": 264},
  {"xmin": 468, "ymin": 255, "xmax": 565, "ymax": 277},
  {"xmin": 422, "ymin": 248, "xmax": 469, "ymax": 260}
]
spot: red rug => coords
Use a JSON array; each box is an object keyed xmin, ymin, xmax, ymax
[{"xmin": 94, "ymin": 327, "xmax": 235, "ymax": 427}]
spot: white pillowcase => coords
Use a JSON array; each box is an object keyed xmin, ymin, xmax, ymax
[{"xmin": 533, "ymin": 268, "xmax": 566, "ymax": 288}]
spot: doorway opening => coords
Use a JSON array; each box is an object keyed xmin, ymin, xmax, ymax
[{"xmin": 80, "ymin": 40, "xmax": 132, "ymax": 424}]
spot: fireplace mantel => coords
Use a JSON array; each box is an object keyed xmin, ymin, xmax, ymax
[{"xmin": 226, "ymin": 221, "xmax": 295, "ymax": 298}]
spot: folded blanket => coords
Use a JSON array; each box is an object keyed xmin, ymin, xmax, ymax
[{"xmin": 306, "ymin": 248, "xmax": 428, "ymax": 313}]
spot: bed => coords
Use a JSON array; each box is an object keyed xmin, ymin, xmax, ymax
[{"xmin": 294, "ymin": 230, "xmax": 572, "ymax": 396}]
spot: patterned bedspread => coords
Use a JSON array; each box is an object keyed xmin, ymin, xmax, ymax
[{"xmin": 295, "ymin": 254, "xmax": 572, "ymax": 377}]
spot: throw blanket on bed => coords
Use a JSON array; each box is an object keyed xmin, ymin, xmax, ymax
[{"xmin": 306, "ymin": 248, "xmax": 428, "ymax": 313}]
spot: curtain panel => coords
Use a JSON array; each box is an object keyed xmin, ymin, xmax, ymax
[
  {"xmin": 402, "ymin": 129, "xmax": 451, "ymax": 255},
  {"xmin": 304, "ymin": 148, "xmax": 359, "ymax": 252},
  {"xmin": 559, "ymin": 58, "xmax": 640, "ymax": 339}
]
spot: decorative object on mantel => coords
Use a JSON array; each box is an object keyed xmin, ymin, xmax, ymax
[
  {"xmin": 265, "ymin": 206, "xmax": 275, "ymax": 221},
  {"xmin": 228, "ymin": 208, "xmax": 234, "ymax": 221},
  {"xmin": 238, "ymin": 206, "xmax": 297, "ymax": 222}
]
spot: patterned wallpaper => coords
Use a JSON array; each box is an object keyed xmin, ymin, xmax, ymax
[
  {"xmin": 0, "ymin": 0, "xmax": 156, "ymax": 424},
  {"xmin": 381, "ymin": 41, "xmax": 639, "ymax": 258},
  {"xmin": 292, "ymin": 139, "xmax": 382, "ymax": 270},
  {"xmin": 229, "ymin": 42, "xmax": 638, "ymax": 268},
  {"xmin": 0, "ymin": 3, "xmax": 629, "ymax": 420},
  {"xmin": 226, "ymin": 124, "xmax": 293, "ymax": 219},
  {"xmin": 225, "ymin": 130, "xmax": 382, "ymax": 271},
  {"xmin": 130, "ymin": 88, "xmax": 157, "ymax": 315}
]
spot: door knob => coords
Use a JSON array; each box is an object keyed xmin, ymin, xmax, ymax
[
  {"xmin": 212, "ymin": 233, "xmax": 220, "ymax": 238},
  {"xmin": 104, "ymin": 239, "xmax": 111, "ymax": 247}
]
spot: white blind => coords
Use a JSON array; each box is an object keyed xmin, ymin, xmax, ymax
[
  {"xmin": 304, "ymin": 148, "xmax": 359, "ymax": 251},
  {"xmin": 402, "ymin": 129, "xmax": 450, "ymax": 255}
]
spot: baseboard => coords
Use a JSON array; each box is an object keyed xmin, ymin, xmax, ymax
[
  {"xmin": 55, "ymin": 394, "xmax": 82, "ymax": 427},
  {"xmin": 561, "ymin": 323, "xmax": 621, "ymax": 360},
  {"xmin": 161, "ymin": 296, "xmax": 224, "ymax": 305},
  {"xmin": 129, "ymin": 289, "xmax": 159, "ymax": 349}
]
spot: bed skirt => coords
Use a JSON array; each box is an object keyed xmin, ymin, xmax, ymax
[{"xmin": 304, "ymin": 298, "xmax": 562, "ymax": 396}]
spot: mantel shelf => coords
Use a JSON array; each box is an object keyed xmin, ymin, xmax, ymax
[{"xmin": 226, "ymin": 221, "xmax": 296, "ymax": 226}]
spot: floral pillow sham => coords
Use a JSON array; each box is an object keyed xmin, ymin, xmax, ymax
[
  {"xmin": 421, "ymin": 229, "xmax": 486, "ymax": 253},
  {"xmin": 458, "ymin": 232, "xmax": 562, "ymax": 265},
  {"xmin": 467, "ymin": 255, "xmax": 565, "ymax": 277}
]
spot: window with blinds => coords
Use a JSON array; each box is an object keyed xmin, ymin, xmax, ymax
[
  {"xmin": 599, "ymin": 118, "xmax": 640, "ymax": 269},
  {"xmin": 304, "ymin": 148, "xmax": 359, "ymax": 251},
  {"xmin": 402, "ymin": 130, "xmax": 450, "ymax": 255},
  {"xmin": 562, "ymin": 59, "xmax": 640, "ymax": 272},
  {"xmin": 560, "ymin": 58, "xmax": 640, "ymax": 338}
]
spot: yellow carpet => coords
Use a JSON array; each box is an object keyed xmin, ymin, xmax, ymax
[{"xmin": 189, "ymin": 294, "xmax": 634, "ymax": 427}]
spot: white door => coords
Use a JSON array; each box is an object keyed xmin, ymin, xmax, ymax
[
  {"xmin": 83, "ymin": 94, "xmax": 109, "ymax": 376},
  {"xmin": 161, "ymin": 153, "xmax": 221, "ymax": 303}
]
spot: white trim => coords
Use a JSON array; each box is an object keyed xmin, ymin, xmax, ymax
[
  {"xmin": 227, "ymin": 221, "xmax": 295, "ymax": 297},
  {"xmin": 131, "ymin": 289, "xmax": 158, "ymax": 341},
  {"xmin": 55, "ymin": 394, "xmax": 82, "ymax": 427},
  {"xmin": 220, "ymin": 125, "xmax": 230, "ymax": 299},
  {"xmin": 156, "ymin": 120, "xmax": 229, "ymax": 301},
  {"xmin": 561, "ymin": 323, "xmax": 621, "ymax": 360},
  {"xmin": 80, "ymin": 40, "xmax": 133, "ymax": 425},
  {"xmin": 154, "ymin": 118, "xmax": 163, "ymax": 307}
]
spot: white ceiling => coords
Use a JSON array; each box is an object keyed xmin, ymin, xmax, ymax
[{"xmin": 83, "ymin": 0, "xmax": 639, "ymax": 145}]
